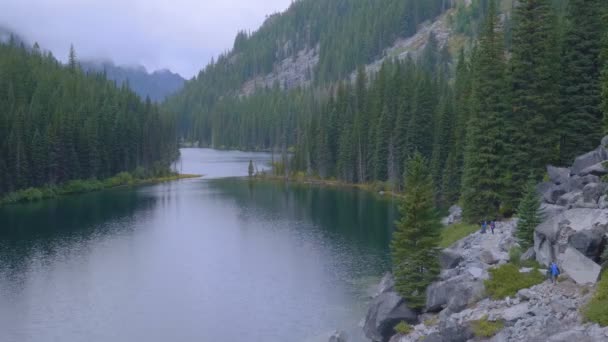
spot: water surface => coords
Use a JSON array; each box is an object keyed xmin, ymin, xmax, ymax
[{"xmin": 0, "ymin": 149, "xmax": 395, "ymax": 342}]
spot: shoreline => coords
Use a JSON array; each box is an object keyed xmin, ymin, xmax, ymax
[
  {"xmin": 250, "ymin": 174, "xmax": 404, "ymax": 199},
  {"xmin": 0, "ymin": 173, "xmax": 203, "ymax": 206}
]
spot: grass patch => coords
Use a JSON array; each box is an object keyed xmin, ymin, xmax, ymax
[
  {"xmin": 1, "ymin": 172, "xmax": 201, "ymax": 206},
  {"xmin": 471, "ymin": 316, "xmax": 504, "ymax": 338},
  {"xmin": 583, "ymin": 271, "xmax": 608, "ymax": 326},
  {"xmin": 485, "ymin": 264, "xmax": 545, "ymax": 299},
  {"xmin": 439, "ymin": 223, "xmax": 479, "ymax": 248},
  {"xmin": 394, "ymin": 321, "xmax": 412, "ymax": 335}
]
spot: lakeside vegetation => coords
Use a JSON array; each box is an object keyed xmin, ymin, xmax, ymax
[{"xmin": 0, "ymin": 171, "xmax": 201, "ymax": 206}]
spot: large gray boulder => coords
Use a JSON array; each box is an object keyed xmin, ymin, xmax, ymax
[
  {"xmin": 543, "ymin": 184, "xmax": 568, "ymax": 204},
  {"xmin": 372, "ymin": 273, "xmax": 395, "ymax": 298},
  {"xmin": 583, "ymin": 183, "xmax": 607, "ymax": 204},
  {"xmin": 534, "ymin": 209, "xmax": 608, "ymax": 267},
  {"xmin": 547, "ymin": 165, "xmax": 571, "ymax": 185},
  {"xmin": 571, "ymin": 146, "xmax": 608, "ymax": 175},
  {"xmin": 581, "ymin": 162, "xmax": 608, "ymax": 177},
  {"xmin": 426, "ymin": 275, "xmax": 484, "ymax": 313},
  {"xmin": 557, "ymin": 247, "xmax": 601, "ymax": 285},
  {"xmin": 439, "ymin": 249, "xmax": 464, "ymax": 269},
  {"xmin": 556, "ymin": 191, "xmax": 583, "ymax": 207},
  {"xmin": 364, "ymin": 292, "xmax": 418, "ymax": 342},
  {"xmin": 540, "ymin": 203, "xmax": 566, "ymax": 219},
  {"xmin": 566, "ymin": 175, "xmax": 600, "ymax": 192}
]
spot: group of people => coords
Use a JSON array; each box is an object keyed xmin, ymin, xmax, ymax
[{"xmin": 480, "ymin": 220, "xmax": 497, "ymax": 234}]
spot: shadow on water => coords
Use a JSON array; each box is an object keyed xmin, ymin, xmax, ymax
[
  {"xmin": 0, "ymin": 187, "xmax": 158, "ymax": 274},
  {"xmin": 208, "ymin": 177, "xmax": 397, "ymax": 267}
]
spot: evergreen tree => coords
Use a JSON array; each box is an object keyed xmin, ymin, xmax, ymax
[
  {"xmin": 507, "ymin": 0, "xmax": 560, "ymax": 205},
  {"xmin": 516, "ymin": 178, "xmax": 543, "ymax": 250},
  {"xmin": 391, "ymin": 152, "xmax": 441, "ymax": 310},
  {"xmin": 461, "ymin": 0, "xmax": 507, "ymax": 223},
  {"xmin": 248, "ymin": 160, "xmax": 254, "ymax": 177},
  {"xmin": 558, "ymin": 0, "xmax": 604, "ymax": 164}
]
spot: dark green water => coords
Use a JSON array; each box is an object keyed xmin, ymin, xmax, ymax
[{"xmin": 0, "ymin": 149, "xmax": 395, "ymax": 342}]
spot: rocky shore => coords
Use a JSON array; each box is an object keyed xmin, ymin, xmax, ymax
[{"xmin": 360, "ymin": 137, "xmax": 608, "ymax": 342}]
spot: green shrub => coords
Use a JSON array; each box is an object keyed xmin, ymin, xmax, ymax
[
  {"xmin": 471, "ymin": 316, "xmax": 504, "ymax": 338},
  {"xmin": 509, "ymin": 246, "xmax": 523, "ymax": 264},
  {"xmin": 394, "ymin": 321, "xmax": 412, "ymax": 335},
  {"xmin": 584, "ymin": 271, "xmax": 608, "ymax": 326},
  {"xmin": 439, "ymin": 223, "xmax": 479, "ymax": 248},
  {"xmin": 485, "ymin": 264, "xmax": 545, "ymax": 299}
]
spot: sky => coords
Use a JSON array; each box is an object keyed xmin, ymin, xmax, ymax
[{"xmin": 0, "ymin": 0, "xmax": 293, "ymax": 78}]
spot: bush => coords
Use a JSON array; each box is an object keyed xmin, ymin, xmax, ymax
[
  {"xmin": 584, "ymin": 271, "xmax": 608, "ymax": 326},
  {"xmin": 485, "ymin": 264, "xmax": 545, "ymax": 299},
  {"xmin": 394, "ymin": 321, "xmax": 412, "ymax": 335},
  {"xmin": 471, "ymin": 316, "xmax": 504, "ymax": 338},
  {"xmin": 509, "ymin": 246, "xmax": 523, "ymax": 264},
  {"xmin": 439, "ymin": 223, "xmax": 479, "ymax": 248}
]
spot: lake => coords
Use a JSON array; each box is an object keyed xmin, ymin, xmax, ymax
[{"xmin": 0, "ymin": 148, "xmax": 396, "ymax": 342}]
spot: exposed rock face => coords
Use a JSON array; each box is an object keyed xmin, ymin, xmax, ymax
[
  {"xmin": 364, "ymin": 291, "xmax": 418, "ymax": 342},
  {"xmin": 328, "ymin": 330, "xmax": 347, "ymax": 342},
  {"xmin": 439, "ymin": 249, "xmax": 463, "ymax": 269},
  {"xmin": 426, "ymin": 274, "xmax": 484, "ymax": 313},
  {"xmin": 548, "ymin": 165, "xmax": 571, "ymax": 185},
  {"xmin": 441, "ymin": 205, "xmax": 462, "ymax": 226},
  {"xmin": 557, "ymin": 247, "xmax": 601, "ymax": 285},
  {"xmin": 571, "ymin": 146, "xmax": 608, "ymax": 175}
]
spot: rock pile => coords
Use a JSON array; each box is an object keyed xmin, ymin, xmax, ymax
[{"xmin": 535, "ymin": 137, "xmax": 608, "ymax": 285}]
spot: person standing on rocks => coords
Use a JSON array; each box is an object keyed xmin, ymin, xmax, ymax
[
  {"xmin": 490, "ymin": 220, "xmax": 496, "ymax": 234},
  {"xmin": 481, "ymin": 220, "xmax": 487, "ymax": 234},
  {"xmin": 550, "ymin": 261, "xmax": 560, "ymax": 284}
]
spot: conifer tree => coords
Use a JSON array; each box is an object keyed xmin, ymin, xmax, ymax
[
  {"xmin": 391, "ymin": 152, "xmax": 441, "ymax": 310},
  {"xmin": 248, "ymin": 160, "xmax": 254, "ymax": 177},
  {"xmin": 507, "ymin": 0, "xmax": 560, "ymax": 205},
  {"xmin": 516, "ymin": 178, "xmax": 542, "ymax": 250},
  {"xmin": 558, "ymin": 0, "xmax": 604, "ymax": 164},
  {"xmin": 461, "ymin": 0, "xmax": 507, "ymax": 223}
]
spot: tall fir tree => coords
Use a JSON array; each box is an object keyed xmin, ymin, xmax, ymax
[
  {"xmin": 461, "ymin": 0, "xmax": 507, "ymax": 223},
  {"xmin": 516, "ymin": 178, "xmax": 543, "ymax": 250},
  {"xmin": 507, "ymin": 0, "xmax": 560, "ymax": 206},
  {"xmin": 558, "ymin": 0, "xmax": 604, "ymax": 164},
  {"xmin": 391, "ymin": 152, "xmax": 441, "ymax": 310}
]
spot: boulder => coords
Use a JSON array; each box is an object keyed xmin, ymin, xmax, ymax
[
  {"xmin": 372, "ymin": 273, "xmax": 395, "ymax": 298},
  {"xmin": 480, "ymin": 250, "xmax": 499, "ymax": 265},
  {"xmin": 581, "ymin": 162, "xmax": 608, "ymax": 177},
  {"xmin": 534, "ymin": 209, "xmax": 608, "ymax": 265},
  {"xmin": 328, "ymin": 330, "xmax": 347, "ymax": 342},
  {"xmin": 566, "ymin": 175, "xmax": 600, "ymax": 192},
  {"xmin": 543, "ymin": 184, "xmax": 568, "ymax": 204},
  {"xmin": 602, "ymin": 135, "xmax": 608, "ymax": 148},
  {"xmin": 520, "ymin": 247, "xmax": 536, "ymax": 262},
  {"xmin": 439, "ymin": 249, "xmax": 464, "ymax": 269},
  {"xmin": 600, "ymin": 195, "xmax": 608, "ymax": 210},
  {"xmin": 556, "ymin": 191, "xmax": 583, "ymax": 207},
  {"xmin": 571, "ymin": 146, "xmax": 608, "ymax": 176},
  {"xmin": 540, "ymin": 203, "xmax": 566, "ymax": 219},
  {"xmin": 583, "ymin": 183, "xmax": 607, "ymax": 204},
  {"xmin": 501, "ymin": 303, "xmax": 530, "ymax": 322},
  {"xmin": 467, "ymin": 266, "xmax": 485, "ymax": 280},
  {"xmin": 547, "ymin": 165, "xmax": 571, "ymax": 185},
  {"xmin": 363, "ymin": 291, "xmax": 418, "ymax": 342},
  {"xmin": 557, "ymin": 247, "xmax": 601, "ymax": 285},
  {"xmin": 568, "ymin": 227, "xmax": 605, "ymax": 260},
  {"xmin": 537, "ymin": 182, "xmax": 554, "ymax": 198},
  {"xmin": 426, "ymin": 275, "xmax": 484, "ymax": 313}
]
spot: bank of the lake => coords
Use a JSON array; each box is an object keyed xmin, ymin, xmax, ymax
[{"xmin": 0, "ymin": 172, "xmax": 201, "ymax": 206}]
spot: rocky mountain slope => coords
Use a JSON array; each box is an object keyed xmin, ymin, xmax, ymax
[{"xmin": 363, "ymin": 137, "xmax": 608, "ymax": 342}]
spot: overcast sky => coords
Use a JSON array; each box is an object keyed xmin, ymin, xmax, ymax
[{"xmin": 0, "ymin": 0, "xmax": 293, "ymax": 78}]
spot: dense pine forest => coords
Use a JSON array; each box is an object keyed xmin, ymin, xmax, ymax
[
  {"xmin": 165, "ymin": 0, "xmax": 608, "ymax": 223},
  {"xmin": 0, "ymin": 39, "xmax": 178, "ymax": 197}
]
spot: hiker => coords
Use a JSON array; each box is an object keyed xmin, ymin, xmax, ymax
[
  {"xmin": 481, "ymin": 220, "xmax": 487, "ymax": 234},
  {"xmin": 490, "ymin": 220, "xmax": 496, "ymax": 234},
  {"xmin": 550, "ymin": 261, "xmax": 560, "ymax": 284}
]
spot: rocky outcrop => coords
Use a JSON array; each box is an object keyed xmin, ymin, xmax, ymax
[
  {"xmin": 441, "ymin": 205, "xmax": 462, "ymax": 226},
  {"xmin": 439, "ymin": 249, "xmax": 463, "ymax": 269},
  {"xmin": 328, "ymin": 330, "xmax": 347, "ymax": 342},
  {"xmin": 534, "ymin": 137, "xmax": 608, "ymax": 285},
  {"xmin": 364, "ymin": 274, "xmax": 418, "ymax": 342}
]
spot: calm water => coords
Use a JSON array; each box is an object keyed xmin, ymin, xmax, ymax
[{"xmin": 0, "ymin": 149, "xmax": 395, "ymax": 342}]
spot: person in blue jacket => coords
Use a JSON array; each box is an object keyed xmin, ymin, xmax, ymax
[{"xmin": 550, "ymin": 261, "xmax": 560, "ymax": 284}]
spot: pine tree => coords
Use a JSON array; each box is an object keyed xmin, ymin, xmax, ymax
[
  {"xmin": 516, "ymin": 178, "xmax": 542, "ymax": 250},
  {"xmin": 507, "ymin": 0, "xmax": 560, "ymax": 205},
  {"xmin": 248, "ymin": 160, "xmax": 254, "ymax": 177},
  {"xmin": 391, "ymin": 152, "xmax": 441, "ymax": 310},
  {"xmin": 558, "ymin": 0, "xmax": 604, "ymax": 164},
  {"xmin": 461, "ymin": 0, "xmax": 507, "ymax": 223},
  {"xmin": 68, "ymin": 44, "xmax": 77, "ymax": 71}
]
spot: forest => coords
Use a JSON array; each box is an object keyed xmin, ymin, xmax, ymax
[
  {"xmin": 165, "ymin": 0, "xmax": 606, "ymax": 222},
  {"xmin": 0, "ymin": 40, "xmax": 179, "ymax": 197}
]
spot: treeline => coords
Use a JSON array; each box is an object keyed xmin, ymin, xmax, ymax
[
  {"xmin": 0, "ymin": 40, "xmax": 178, "ymax": 196},
  {"xmin": 165, "ymin": 0, "xmax": 450, "ymax": 139},
  {"xmin": 170, "ymin": 0, "xmax": 606, "ymax": 224}
]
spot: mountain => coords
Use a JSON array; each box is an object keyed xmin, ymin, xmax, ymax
[{"xmin": 81, "ymin": 60, "xmax": 185, "ymax": 102}]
